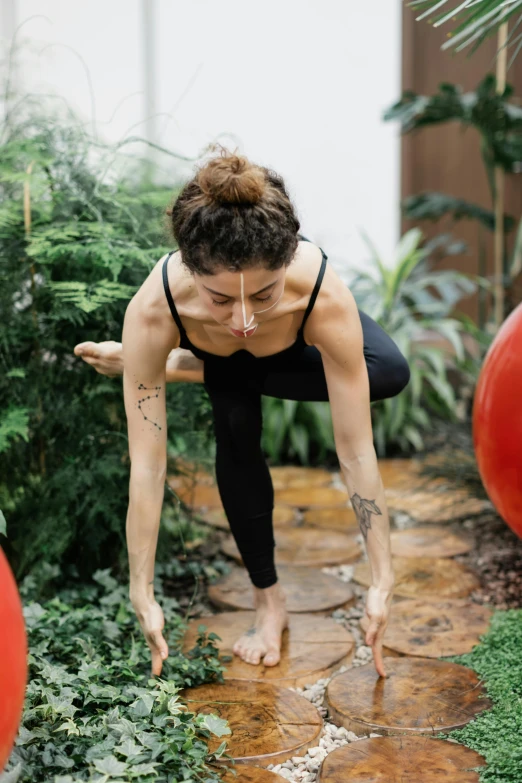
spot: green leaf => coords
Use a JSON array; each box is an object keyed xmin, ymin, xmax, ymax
[
  {"xmin": 433, "ymin": 319, "xmax": 466, "ymax": 362},
  {"xmin": 402, "ymin": 191, "xmax": 514, "ymax": 232},
  {"xmin": 199, "ymin": 713, "xmax": 231, "ymax": 737},
  {"xmin": 424, "ymin": 370, "xmax": 456, "ymax": 412},
  {"xmin": 410, "ymin": 0, "xmax": 522, "ymax": 59},
  {"xmin": 93, "ymin": 755, "xmax": 129, "ymax": 776},
  {"xmin": 54, "ymin": 719, "xmax": 80, "ymax": 737},
  {"xmin": 128, "ymin": 762, "xmax": 160, "ymax": 777},
  {"xmin": 402, "ymin": 425, "xmax": 424, "ymax": 452},
  {"xmin": 289, "ymin": 423, "xmax": 309, "ymax": 465},
  {"xmin": 130, "ymin": 693, "xmax": 154, "ymax": 717},
  {"xmin": 0, "ymin": 509, "xmax": 6, "ymax": 537},
  {"xmin": 48, "ymin": 279, "xmax": 137, "ymax": 313},
  {"xmin": 282, "ymin": 399, "xmax": 299, "ymax": 427},
  {"xmin": 0, "ymin": 407, "xmax": 30, "ymax": 454},
  {"xmin": 114, "ymin": 737, "xmax": 144, "ymax": 759},
  {"xmin": 0, "ymin": 763, "xmax": 23, "ymax": 783}
]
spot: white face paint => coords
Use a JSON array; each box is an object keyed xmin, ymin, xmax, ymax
[{"xmin": 238, "ymin": 271, "xmax": 285, "ymax": 337}]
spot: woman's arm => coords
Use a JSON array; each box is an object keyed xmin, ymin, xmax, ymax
[
  {"xmin": 307, "ymin": 273, "xmax": 395, "ymax": 678},
  {"xmin": 122, "ymin": 295, "xmax": 177, "ymax": 675}
]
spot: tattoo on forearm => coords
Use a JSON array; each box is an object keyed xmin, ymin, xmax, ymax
[
  {"xmin": 136, "ymin": 383, "xmax": 162, "ymax": 431},
  {"xmin": 350, "ymin": 493, "xmax": 383, "ymax": 541}
]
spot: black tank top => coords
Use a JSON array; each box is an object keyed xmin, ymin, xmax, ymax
[{"xmin": 161, "ymin": 235, "xmax": 327, "ymax": 364}]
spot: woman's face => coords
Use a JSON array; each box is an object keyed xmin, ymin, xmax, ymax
[{"xmin": 193, "ymin": 264, "xmax": 286, "ymax": 337}]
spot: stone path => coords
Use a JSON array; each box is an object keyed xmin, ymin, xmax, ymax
[{"xmin": 175, "ymin": 459, "xmax": 491, "ymax": 782}]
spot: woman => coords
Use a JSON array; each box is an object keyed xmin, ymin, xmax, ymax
[{"xmin": 75, "ymin": 146, "xmax": 409, "ymax": 680}]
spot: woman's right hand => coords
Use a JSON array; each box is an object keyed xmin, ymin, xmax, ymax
[{"xmin": 132, "ymin": 598, "xmax": 170, "ymax": 677}]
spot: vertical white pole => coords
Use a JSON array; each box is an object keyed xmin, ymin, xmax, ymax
[
  {"xmin": 0, "ymin": 0, "xmax": 19, "ymax": 126},
  {"xmin": 142, "ymin": 0, "xmax": 158, "ymax": 184}
]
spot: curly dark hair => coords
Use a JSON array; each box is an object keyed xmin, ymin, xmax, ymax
[{"xmin": 165, "ymin": 143, "xmax": 301, "ymax": 275}]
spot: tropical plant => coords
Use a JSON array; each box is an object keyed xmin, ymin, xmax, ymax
[
  {"xmin": 2, "ymin": 565, "xmax": 234, "ymax": 782},
  {"xmin": 260, "ymin": 229, "xmax": 486, "ymax": 462},
  {"xmin": 384, "ymin": 74, "xmax": 522, "ymax": 323},
  {"xmin": 262, "ymin": 398, "xmax": 335, "ymax": 466},
  {"xmin": 0, "ymin": 100, "xmax": 215, "ymax": 581},
  {"xmin": 408, "ymin": 0, "xmax": 522, "ymax": 62},
  {"xmin": 384, "ymin": 75, "xmax": 522, "ymax": 180},
  {"xmin": 349, "ymin": 228, "xmax": 490, "ymax": 455}
]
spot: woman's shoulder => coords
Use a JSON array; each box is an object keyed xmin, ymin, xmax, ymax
[{"xmin": 128, "ymin": 251, "xmax": 182, "ymax": 326}]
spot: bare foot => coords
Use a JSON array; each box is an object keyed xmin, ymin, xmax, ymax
[
  {"xmin": 232, "ymin": 581, "xmax": 289, "ymax": 667},
  {"xmin": 74, "ymin": 340, "xmax": 124, "ymax": 377}
]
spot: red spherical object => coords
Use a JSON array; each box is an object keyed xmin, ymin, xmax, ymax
[
  {"xmin": 473, "ymin": 303, "xmax": 522, "ymax": 539},
  {"xmin": 0, "ymin": 548, "xmax": 28, "ymax": 771}
]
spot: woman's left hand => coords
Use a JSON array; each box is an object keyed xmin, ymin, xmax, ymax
[{"xmin": 363, "ymin": 583, "xmax": 394, "ymax": 678}]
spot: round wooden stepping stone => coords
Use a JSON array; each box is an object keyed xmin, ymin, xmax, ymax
[
  {"xmin": 390, "ymin": 526, "xmax": 472, "ymax": 558},
  {"xmin": 377, "ymin": 458, "xmax": 423, "ymax": 491},
  {"xmin": 274, "ymin": 486, "xmax": 348, "ymax": 508},
  {"xmin": 385, "ymin": 487, "xmax": 491, "ymax": 523},
  {"xmin": 182, "ymin": 612, "xmax": 355, "ymax": 688},
  {"xmin": 269, "ymin": 466, "xmax": 333, "ymax": 490},
  {"xmin": 318, "ymin": 736, "xmax": 486, "ymax": 782},
  {"xmin": 353, "ymin": 556, "xmax": 480, "ymax": 600},
  {"xmin": 197, "ymin": 505, "xmax": 296, "ymax": 531},
  {"xmin": 168, "ymin": 477, "xmax": 222, "ymax": 509},
  {"xmin": 302, "ymin": 506, "xmax": 358, "ymax": 532},
  {"xmin": 360, "ymin": 598, "xmax": 493, "ymax": 658},
  {"xmin": 222, "ymin": 528, "xmax": 362, "ymax": 568},
  {"xmin": 220, "ymin": 765, "xmax": 287, "ymax": 782},
  {"xmin": 208, "ymin": 565, "xmax": 356, "ymax": 614},
  {"xmin": 169, "ymin": 469, "xmax": 214, "ymax": 487},
  {"xmin": 180, "ymin": 679, "xmax": 323, "ymax": 765},
  {"xmin": 324, "ymin": 657, "xmax": 492, "ymax": 736}
]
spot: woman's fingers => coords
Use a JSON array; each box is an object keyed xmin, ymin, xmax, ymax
[
  {"xmin": 148, "ymin": 631, "xmax": 169, "ymax": 677},
  {"xmin": 364, "ymin": 584, "xmax": 393, "ymax": 678},
  {"xmin": 366, "ymin": 621, "xmax": 387, "ymax": 678}
]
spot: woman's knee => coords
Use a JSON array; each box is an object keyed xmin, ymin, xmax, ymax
[
  {"xmin": 369, "ymin": 349, "xmax": 410, "ymax": 401},
  {"xmin": 208, "ymin": 388, "xmax": 263, "ymax": 458},
  {"xmin": 389, "ymin": 351, "xmax": 411, "ymax": 395}
]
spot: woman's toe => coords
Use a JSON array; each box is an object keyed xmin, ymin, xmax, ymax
[{"xmin": 263, "ymin": 647, "xmax": 280, "ymax": 667}]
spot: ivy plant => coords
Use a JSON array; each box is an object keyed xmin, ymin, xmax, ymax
[{"xmin": 1, "ymin": 566, "xmax": 234, "ymax": 783}]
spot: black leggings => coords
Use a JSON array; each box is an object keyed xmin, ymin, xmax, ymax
[{"xmin": 204, "ymin": 308, "xmax": 410, "ymax": 589}]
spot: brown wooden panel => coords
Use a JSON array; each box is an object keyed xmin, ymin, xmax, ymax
[{"xmin": 401, "ymin": 4, "xmax": 522, "ymax": 323}]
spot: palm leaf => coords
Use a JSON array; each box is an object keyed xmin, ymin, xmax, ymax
[
  {"xmin": 402, "ymin": 192, "xmax": 515, "ymax": 233},
  {"xmin": 408, "ymin": 0, "xmax": 522, "ymax": 59}
]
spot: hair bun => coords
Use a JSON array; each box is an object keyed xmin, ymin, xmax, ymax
[{"xmin": 197, "ymin": 144, "xmax": 265, "ymax": 205}]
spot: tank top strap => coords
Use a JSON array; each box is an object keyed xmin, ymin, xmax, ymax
[
  {"xmin": 298, "ymin": 246, "xmax": 328, "ymax": 335},
  {"xmin": 162, "ymin": 251, "xmax": 187, "ymax": 337}
]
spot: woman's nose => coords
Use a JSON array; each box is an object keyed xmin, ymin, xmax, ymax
[{"xmin": 230, "ymin": 301, "xmax": 255, "ymax": 330}]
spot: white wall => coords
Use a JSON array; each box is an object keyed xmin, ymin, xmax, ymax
[{"xmin": 2, "ymin": 0, "xmax": 401, "ymax": 279}]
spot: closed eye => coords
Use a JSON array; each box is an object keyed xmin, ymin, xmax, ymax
[{"xmin": 212, "ymin": 294, "xmax": 274, "ymax": 307}]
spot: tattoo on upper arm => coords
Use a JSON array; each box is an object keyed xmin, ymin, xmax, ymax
[
  {"xmin": 350, "ymin": 493, "xmax": 382, "ymax": 541},
  {"xmin": 136, "ymin": 382, "xmax": 162, "ymax": 431}
]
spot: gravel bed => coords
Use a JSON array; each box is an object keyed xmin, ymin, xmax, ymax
[
  {"xmin": 171, "ymin": 461, "xmax": 522, "ymax": 781},
  {"xmin": 266, "ymin": 578, "xmax": 379, "ymax": 782}
]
